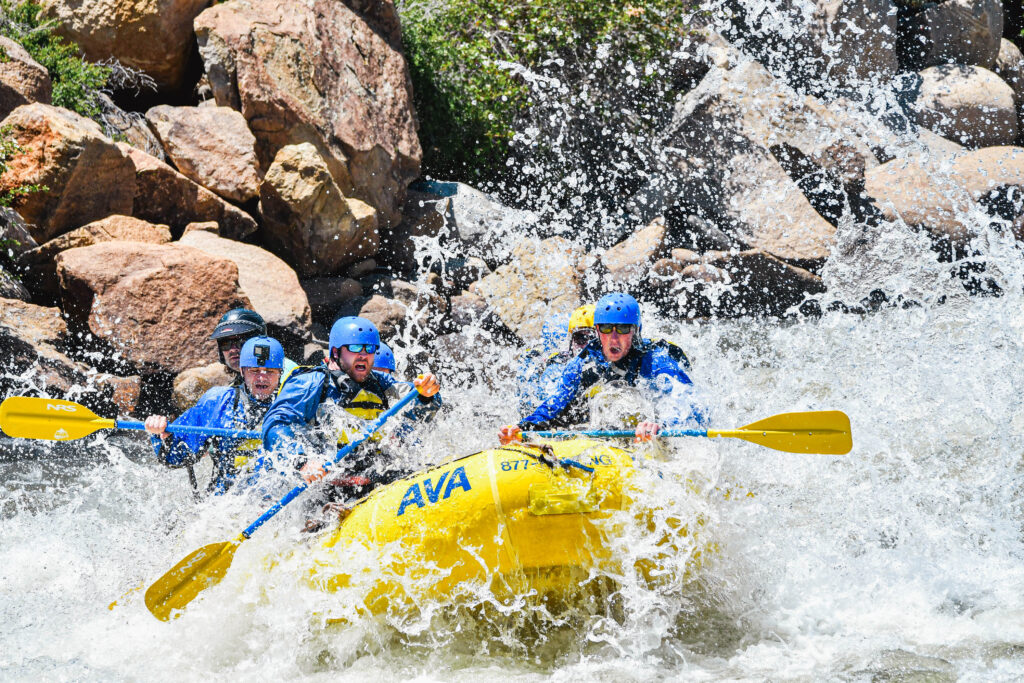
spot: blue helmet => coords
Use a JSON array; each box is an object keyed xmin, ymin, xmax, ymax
[
  {"xmin": 239, "ymin": 336, "xmax": 284, "ymax": 370},
  {"xmin": 374, "ymin": 342, "xmax": 396, "ymax": 372},
  {"xmin": 594, "ymin": 292, "xmax": 641, "ymax": 327},
  {"xmin": 329, "ymin": 316, "xmax": 380, "ymax": 352}
]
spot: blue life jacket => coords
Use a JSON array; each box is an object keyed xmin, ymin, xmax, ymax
[
  {"xmin": 517, "ymin": 338, "xmax": 706, "ymax": 431},
  {"xmin": 151, "ymin": 385, "xmax": 269, "ymax": 494},
  {"xmin": 261, "ymin": 365, "xmax": 442, "ymax": 484}
]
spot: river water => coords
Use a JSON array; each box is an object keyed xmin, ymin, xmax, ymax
[
  {"xmin": 4, "ymin": 247, "xmax": 1024, "ymax": 680},
  {"xmin": 5, "ymin": 9, "xmax": 1024, "ymax": 683}
]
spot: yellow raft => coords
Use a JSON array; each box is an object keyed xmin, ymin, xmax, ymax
[{"xmin": 305, "ymin": 438, "xmax": 713, "ymax": 615}]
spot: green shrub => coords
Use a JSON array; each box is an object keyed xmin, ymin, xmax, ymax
[
  {"xmin": 399, "ymin": 0, "xmax": 700, "ymax": 185},
  {"xmin": 0, "ymin": 0, "xmax": 110, "ymax": 120}
]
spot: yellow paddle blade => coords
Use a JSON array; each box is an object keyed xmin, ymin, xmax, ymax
[
  {"xmin": 0, "ymin": 396, "xmax": 115, "ymax": 441},
  {"xmin": 708, "ymin": 410, "xmax": 852, "ymax": 455},
  {"xmin": 145, "ymin": 537, "xmax": 244, "ymax": 621}
]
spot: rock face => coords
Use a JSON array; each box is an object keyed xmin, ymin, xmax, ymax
[
  {"xmin": 403, "ymin": 181, "xmax": 542, "ymax": 265},
  {"xmin": 469, "ymin": 237, "xmax": 583, "ymax": 340},
  {"xmin": 865, "ymin": 146, "xmax": 1024, "ymax": 255},
  {"xmin": 97, "ymin": 94, "xmax": 165, "ymax": 161},
  {"xmin": 56, "ymin": 241, "xmax": 251, "ymax": 374},
  {"xmin": 899, "ymin": 0, "xmax": 1003, "ymax": 70},
  {"xmin": 179, "ymin": 230, "xmax": 312, "ymax": 339},
  {"xmin": 994, "ymin": 39, "xmax": 1024, "ymax": 140},
  {"xmin": 194, "ymin": 0, "xmax": 421, "ymax": 227},
  {"xmin": 300, "ymin": 276, "xmax": 363, "ymax": 325},
  {"xmin": 172, "ymin": 362, "xmax": 234, "ymax": 412},
  {"xmin": 914, "ymin": 65, "xmax": 1017, "ymax": 148},
  {"xmin": 653, "ymin": 248, "xmax": 824, "ymax": 317},
  {"xmin": 0, "ymin": 297, "xmax": 140, "ymax": 412},
  {"xmin": 809, "ymin": 0, "xmax": 898, "ymax": 85},
  {"xmin": 601, "ymin": 217, "xmax": 668, "ymax": 286},
  {"xmin": 0, "ymin": 104, "xmax": 136, "ymax": 242},
  {"xmin": 39, "ymin": 0, "xmax": 211, "ymax": 91},
  {"xmin": 119, "ymin": 143, "xmax": 258, "ymax": 239},
  {"xmin": 653, "ymin": 61, "xmax": 855, "ymax": 266},
  {"xmin": 259, "ymin": 143, "xmax": 379, "ymax": 277},
  {"xmin": 20, "ymin": 215, "xmax": 171, "ymax": 300},
  {"xmin": 0, "ymin": 36, "xmax": 51, "ymax": 119},
  {"xmin": 146, "ymin": 105, "xmax": 261, "ymax": 202},
  {"xmin": 1, "ymin": 267, "xmax": 29, "ymax": 300}
]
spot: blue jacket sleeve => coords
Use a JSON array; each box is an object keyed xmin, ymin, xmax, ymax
[
  {"xmin": 152, "ymin": 387, "xmax": 233, "ymax": 466},
  {"xmin": 518, "ymin": 355, "xmax": 585, "ymax": 429},
  {"xmin": 261, "ymin": 370, "xmax": 329, "ymax": 453}
]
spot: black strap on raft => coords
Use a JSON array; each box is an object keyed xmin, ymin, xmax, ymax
[{"xmin": 497, "ymin": 444, "xmax": 595, "ymax": 474}]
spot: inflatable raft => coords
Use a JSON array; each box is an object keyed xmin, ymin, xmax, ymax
[{"xmin": 304, "ymin": 437, "xmax": 713, "ymax": 615}]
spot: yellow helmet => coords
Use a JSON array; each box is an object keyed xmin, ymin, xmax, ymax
[{"xmin": 568, "ymin": 304, "xmax": 595, "ymax": 332}]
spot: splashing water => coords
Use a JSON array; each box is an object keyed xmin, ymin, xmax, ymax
[{"xmin": 5, "ymin": 4, "xmax": 1024, "ymax": 681}]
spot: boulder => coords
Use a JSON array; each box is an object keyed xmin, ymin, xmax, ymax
[
  {"xmin": 652, "ymin": 248, "xmax": 824, "ymax": 317},
  {"xmin": 449, "ymin": 291, "xmax": 494, "ymax": 330},
  {"xmin": 172, "ymin": 362, "xmax": 234, "ymax": 412},
  {"xmin": 601, "ymin": 217, "xmax": 668, "ymax": 286},
  {"xmin": 809, "ymin": 0, "xmax": 898, "ymax": 85},
  {"xmin": 179, "ymin": 230, "xmax": 312, "ymax": 340},
  {"xmin": 1, "ymin": 267, "xmax": 29, "ymax": 300},
  {"xmin": 182, "ymin": 220, "xmax": 219, "ymax": 236},
  {"xmin": 994, "ymin": 39, "xmax": 1024, "ymax": 141},
  {"xmin": 146, "ymin": 105, "xmax": 261, "ymax": 203},
  {"xmin": 380, "ymin": 188, "xmax": 448, "ymax": 272},
  {"xmin": 194, "ymin": 0, "xmax": 420, "ymax": 227},
  {"xmin": 0, "ymin": 206, "xmax": 37, "ymax": 256},
  {"xmin": 300, "ymin": 276, "xmax": 363, "ymax": 325},
  {"xmin": 899, "ymin": 0, "xmax": 1003, "ymax": 70},
  {"xmin": 39, "ymin": 0, "xmax": 211, "ymax": 91},
  {"xmin": 469, "ymin": 237, "xmax": 583, "ymax": 340},
  {"xmin": 97, "ymin": 94, "xmax": 165, "ymax": 161},
  {"xmin": 118, "ymin": 143, "xmax": 258, "ymax": 240},
  {"xmin": 56, "ymin": 241, "xmax": 251, "ymax": 374},
  {"xmin": 652, "ymin": 61, "xmax": 853, "ymax": 266},
  {"xmin": 406, "ymin": 180, "xmax": 542, "ymax": 265},
  {"xmin": 0, "ymin": 36, "xmax": 51, "ymax": 119},
  {"xmin": 19, "ymin": 215, "xmax": 171, "ymax": 300},
  {"xmin": 724, "ymin": 0, "xmax": 897, "ymax": 90},
  {"xmin": 259, "ymin": 143, "xmax": 379, "ymax": 277},
  {"xmin": 865, "ymin": 146, "xmax": 1024, "ymax": 255},
  {"xmin": 0, "ymin": 103, "xmax": 136, "ymax": 242},
  {"xmin": 913, "ymin": 65, "xmax": 1017, "ymax": 148},
  {"xmin": 0, "ymin": 297, "xmax": 141, "ymax": 412},
  {"xmin": 358, "ymin": 294, "xmax": 407, "ymax": 339}
]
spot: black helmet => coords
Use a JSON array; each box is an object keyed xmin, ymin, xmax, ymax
[{"xmin": 210, "ymin": 308, "xmax": 266, "ymax": 341}]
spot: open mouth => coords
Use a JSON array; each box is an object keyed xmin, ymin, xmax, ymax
[{"xmin": 353, "ymin": 360, "xmax": 369, "ymax": 373}]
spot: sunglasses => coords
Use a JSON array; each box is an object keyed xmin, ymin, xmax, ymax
[
  {"xmin": 597, "ymin": 324, "xmax": 635, "ymax": 335},
  {"xmin": 343, "ymin": 343, "xmax": 377, "ymax": 354},
  {"xmin": 217, "ymin": 337, "xmax": 248, "ymax": 351}
]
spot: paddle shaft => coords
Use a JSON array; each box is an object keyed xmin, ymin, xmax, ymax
[
  {"xmin": 116, "ymin": 420, "xmax": 261, "ymax": 440},
  {"xmin": 239, "ymin": 388, "xmax": 420, "ymax": 539},
  {"xmin": 528, "ymin": 428, "xmax": 707, "ymax": 438}
]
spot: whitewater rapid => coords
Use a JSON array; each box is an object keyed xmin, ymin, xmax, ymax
[{"xmin": 4, "ymin": 253, "xmax": 1024, "ymax": 680}]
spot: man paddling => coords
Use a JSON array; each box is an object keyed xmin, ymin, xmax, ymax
[
  {"xmin": 499, "ymin": 292, "xmax": 706, "ymax": 445},
  {"xmin": 145, "ymin": 336, "xmax": 286, "ymax": 494},
  {"xmin": 261, "ymin": 317, "xmax": 442, "ymax": 504}
]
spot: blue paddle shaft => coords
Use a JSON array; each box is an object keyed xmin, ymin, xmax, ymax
[
  {"xmin": 240, "ymin": 388, "xmax": 420, "ymax": 539},
  {"xmin": 526, "ymin": 428, "xmax": 708, "ymax": 438},
  {"xmin": 115, "ymin": 420, "xmax": 261, "ymax": 440}
]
